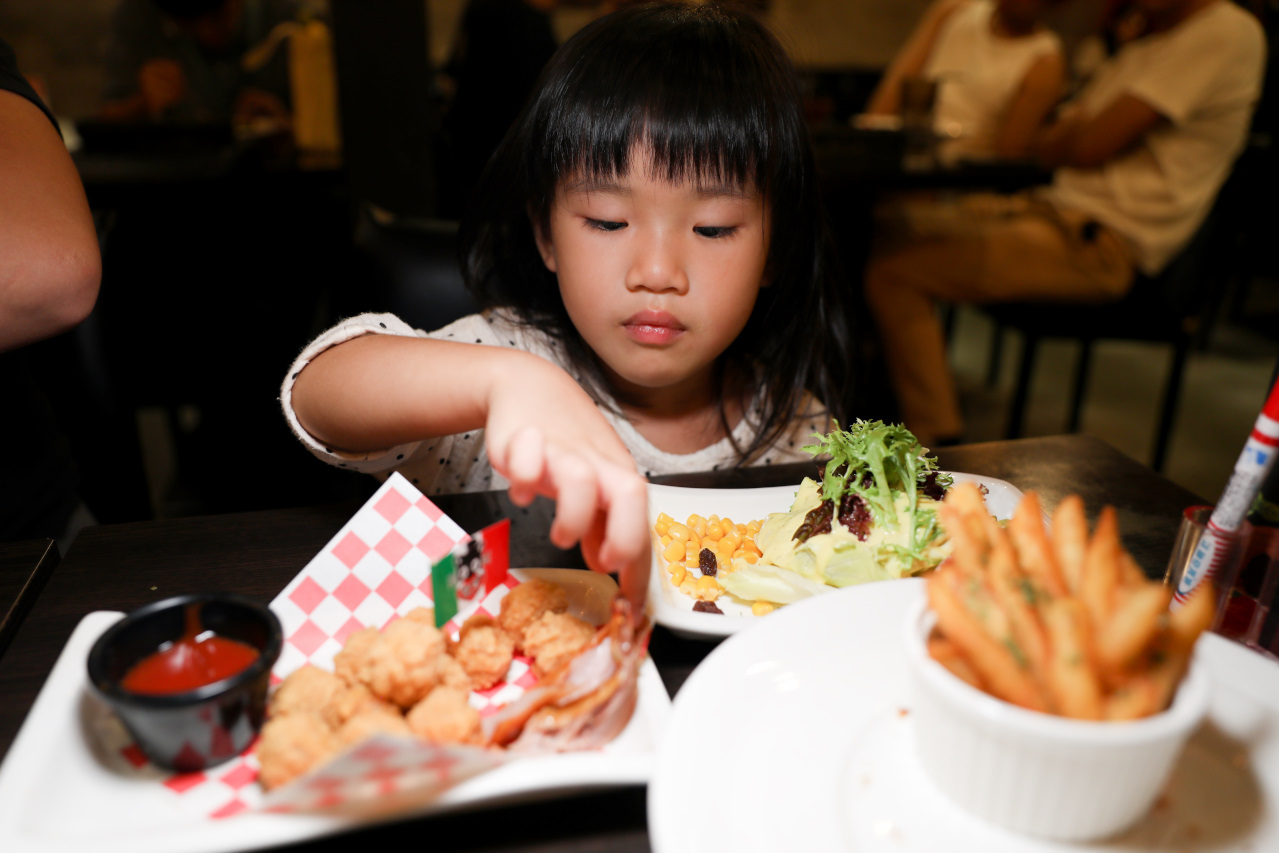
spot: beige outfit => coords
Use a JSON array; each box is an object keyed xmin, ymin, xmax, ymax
[
  {"xmin": 866, "ymin": 1, "xmax": 1265, "ymax": 445},
  {"xmin": 280, "ymin": 312, "xmax": 829, "ymax": 494},
  {"xmin": 924, "ymin": 0, "xmax": 1062, "ymax": 163}
]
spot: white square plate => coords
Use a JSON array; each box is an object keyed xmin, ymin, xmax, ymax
[{"xmin": 0, "ymin": 569, "xmax": 671, "ymax": 853}]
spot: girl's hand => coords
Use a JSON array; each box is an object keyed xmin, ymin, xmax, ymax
[{"xmin": 484, "ymin": 358, "xmax": 650, "ymax": 613}]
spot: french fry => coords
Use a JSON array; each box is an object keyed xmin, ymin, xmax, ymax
[
  {"xmin": 1168, "ymin": 582, "xmax": 1215, "ymax": 655},
  {"xmin": 986, "ymin": 532, "xmax": 1051, "ymax": 690},
  {"xmin": 929, "ymin": 489, "xmax": 1207, "ymax": 723},
  {"xmin": 1007, "ymin": 492, "xmax": 1068, "ymax": 597},
  {"xmin": 928, "ymin": 633, "xmax": 984, "ymax": 689},
  {"xmin": 1095, "ymin": 583, "xmax": 1170, "ymax": 675},
  {"xmin": 1040, "ymin": 597, "xmax": 1104, "ymax": 719},
  {"xmin": 1080, "ymin": 507, "xmax": 1122, "ymax": 631},
  {"xmin": 1052, "ymin": 496, "xmax": 1088, "ymax": 595},
  {"xmin": 1119, "ymin": 551, "xmax": 1146, "ymax": 588},
  {"xmin": 937, "ymin": 499, "xmax": 989, "ymax": 586},
  {"xmin": 928, "ymin": 569, "xmax": 1049, "ymax": 712}
]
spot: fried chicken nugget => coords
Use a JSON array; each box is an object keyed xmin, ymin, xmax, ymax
[
  {"xmin": 355, "ymin": 617, "xmax": 448, "ymax": 708},
  {"xmin": 406, "ymin": 686, "xmax": 481, "ymax": 745},
  {"xmin": 430, "ymin": 652, "xmax": 472, "ymax": 691},
  {"xmin": 522, "ymin": 611, "xmax": 596, "ymax": 678},
  {"xmin": 498, "ymin": 578, "xmax": 568, "ymax": 647},
  {"xmin": 333, "ymin": 627, "xmax": 379, "ymax": 685},
  {"xmin": 270, "ymin": 664, "xmax": 344, "ymax": 718},
  {"xmin": 335, "ymin": 704, "xmax": 413, "ymax": 749},
  {"xmin": 324, "ymin": 682, "xmax": 398, "ymax": 729},
  {"xmin": 452, "ymin": 614, "xmax": 516, "ymax": 689},
  {"xmin": 404, "ymin": 606, "xmax": 436, "ymax": 626},
  {"xmin": 257, "ymin": 712, "xmax": 338, "ymax": 791}
]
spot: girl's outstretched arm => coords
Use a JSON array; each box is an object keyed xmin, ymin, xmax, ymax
[{"xmin": 291, "ymin": 333, "xmax": 650, "ymax": 611}]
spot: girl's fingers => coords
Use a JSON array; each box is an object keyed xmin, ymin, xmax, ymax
[
  {"xmin": 597, "ymin": 468, "xmax": 650, "ymax": 611},
  {"xmin": 596, "ymin": 467, "xmax": 649, "ymax": 573},
  {"xmin": 504, "ymin": 426, "xmax": 547, "ymax": 506},
  {"xmin": 543, "ymin": 446, "xmax": 599, "ymax": 549}
]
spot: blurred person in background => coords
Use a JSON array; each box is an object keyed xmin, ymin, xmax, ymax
[
  {"xmin": 98, "ymin": 0, "xmax": 298, "ymax": 126},
  {"xmin": 864, "ymin": 0, "xmax": 1266, "ymax": 448},
  {"xmin": 866, "ymin": 0, "xmax": 1069, "ymax": 163},
  {"xmin": 1, "ymin": 37, "xmax": 102, "ymax": 551}
]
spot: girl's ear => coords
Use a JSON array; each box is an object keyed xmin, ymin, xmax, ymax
[{"xmin": 529, "ymin": 208, "xmax": 558, "ymax": 273}]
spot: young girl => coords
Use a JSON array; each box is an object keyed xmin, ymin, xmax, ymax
[{"xmin": 283, "ymin": 1, "xmax": 856, "ymax": 607}]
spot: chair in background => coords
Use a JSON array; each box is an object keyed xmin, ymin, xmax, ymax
[
  {"xmin": 976, "ymin": 208, "xmax": 1222, "ymax": 473},
  {"xmin": 345, "ymin": 205, "xmax": 479, "ymax": 333}
]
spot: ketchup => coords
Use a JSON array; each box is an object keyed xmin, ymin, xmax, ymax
[{"xmin": 121, "ymin": 604, "xmax": 260, "ymax": 695}]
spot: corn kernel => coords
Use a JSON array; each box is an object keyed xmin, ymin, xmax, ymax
[
  {"xmin": 688, "ymin": 515, "xmax": 707, "ymax": 538},
  {"xmin": 660, "ymin": 534, "xmax": 671, "ymax": 547},
  {"xmin": 704, "ymin": 521, "xmax": 723, "ymax": 541},
  {"xmin": 720, "ymin": 516, "xmax": 734, "ymax": 533},
  {"xmin": 654, "ymin": 512, "xmax": 674, "ymax": 537},
  {"xmin": 741, "ymin": 552, "xmax": 759, "ymax": 564},
  {"xmin": 670, "ymin": 565, "xmax": 688, "ymax": 587},
  {"xmin": 716, "ymin": 538, "xmax": 736, "ymax": 562},
  {"xmin": 720, "ymin": 529, "xmax": 742, "ymax": 551},
  {"xmin": 686, "ymin": 552, "xmax": 700, "ymax": 568},
  {"xmin": 662, "ymin": 539, "xmax": 686, "ymax": 563},
  {"xmin": 696, "ymin": 574, "xmax": 721, "ymax": 593},
  {"xmin": 751, "ymin": 600, "xmax": 776, "ymax": 617},
  {"xmin": 668, "ymin": 522, "xmax": 691, "ymax": 541}
]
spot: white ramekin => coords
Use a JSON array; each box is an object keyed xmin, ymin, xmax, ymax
[{"xmin": 903, "ymin": 597, "xmax": 1211, "ymax": 841}]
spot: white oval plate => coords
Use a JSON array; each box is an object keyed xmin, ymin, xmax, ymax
[
  {"xmin": 648, "ymin": 579, "xmax": 1279, "ymax": 853},
  {"xmin": 646, "ymin": 472, "xmax": 1026, "ymax": 640}
]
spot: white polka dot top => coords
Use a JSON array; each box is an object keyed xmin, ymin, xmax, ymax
[{"xmin": 280, "ymin": 311, "xmax": 830, "ymax": 495}]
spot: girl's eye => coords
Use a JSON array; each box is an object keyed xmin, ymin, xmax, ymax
[
  {"xmin": 694, "ymin": 226, "xmax": 739, "ymax": 239},
  {"xmin": 585, "ymin": 218, "xmax": 626, "ymax": 232}
]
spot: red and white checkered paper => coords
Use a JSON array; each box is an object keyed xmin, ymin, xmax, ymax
[{"xmin": 103, "ymin": 472, "xmax": 546, "ymax": 819}]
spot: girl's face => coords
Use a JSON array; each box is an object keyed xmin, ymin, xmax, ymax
[{"xmin": 534, "ymin": 157, "xmax": 770, "ymax": 404}]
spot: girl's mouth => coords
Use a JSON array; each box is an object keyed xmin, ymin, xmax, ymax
[{"xmin": 622, "ymin": 310, "xmax": 686, "ymax": 345}]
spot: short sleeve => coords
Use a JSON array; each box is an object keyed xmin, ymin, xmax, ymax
[
  {"xmin": 279, "ymin": 312, "xmax": 425, "ymax": 473},
  {"xmin": 1123, "ymin": 12, "xmax": 1265, "ymax": 125}
]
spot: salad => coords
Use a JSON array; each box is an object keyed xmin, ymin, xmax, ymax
[{"xmin": 721, "ymin": 420, "xmax": 956, "ymax": 606}]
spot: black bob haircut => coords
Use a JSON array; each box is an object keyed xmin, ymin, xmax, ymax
[{"xmin": 460, "ymin": 0, "xmax": 855, "ymax": 464}]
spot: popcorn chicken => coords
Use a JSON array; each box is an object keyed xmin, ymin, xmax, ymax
[
  {"xmin": 335, "ymin": 704, "xmax": 413, "ymax": 749},
  {"xmin": 403, "ymin": 606, "xmax": 436, "ymax": 626},
  {"xmin": 498, "ymin": 578, "xmax": 568, "ymax": 646},
  {"xmin": 270, "ymin": 665, "xmax": 344, "ymax": 718},
  {"xmin": 333, "ymin": 627, "xmax": 379, "ymax": 685},
  {"xmin": 522, "ymin": 611, "xmax": 595, "ymax": 678},
  {"xmin": 354, "ymin": 617, "xmax": 448, "ymax": 708},
  {"xmin": 256, "ymin": 713, "xmax": 337, "ymax": 791},
  {"xmin": 324, "ymin": 682, "xmax": 398, "ymax": 729},
  {"xmin": 406, "ymin": 686, "xmax": 481, "ymax": 745},
  {"xmin": 452, "ymin": 614, "xmax": 515, "ymax": 690}
]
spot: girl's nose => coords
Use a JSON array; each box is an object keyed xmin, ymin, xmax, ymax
[{"xmin": 624, "ymin": 233, "xmax": 689, "ymax": 294}]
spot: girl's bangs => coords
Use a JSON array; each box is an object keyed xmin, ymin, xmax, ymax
[{"xmin": 536, "ymin": 25, "xmax": 788, "ymax": 194}]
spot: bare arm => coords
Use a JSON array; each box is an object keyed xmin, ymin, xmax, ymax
[
  {"xmin": 865, "ymin": 0, "xmax": 965, "ymax": 115},
  {"xmin": 0, "ymin": 89, "xmax": 101, "ymax": 353},
  {"xmin": 1035, "ymin": 92, "xmax": 1164, "ymax": 169},
  {"xmin": 993, "ymin": 50, "xmax": 1065, "ymax": 159},
  {"xmin": 292, "ymin": 333, "xmax": 651, "ymax": 609}
]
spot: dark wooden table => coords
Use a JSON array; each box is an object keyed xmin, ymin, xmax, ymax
[
  {"xmin": 0, "ymin": 434, "xmax": 1202, "ymax": 851},
  {"xmin": 0, "ymin": 538, "xmax": 59, "ymax": 664}
]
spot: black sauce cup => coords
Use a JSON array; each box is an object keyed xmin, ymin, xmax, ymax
[{"xmin": 86, "ymin": 593, "xmax": 283, "ymax": 773}]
